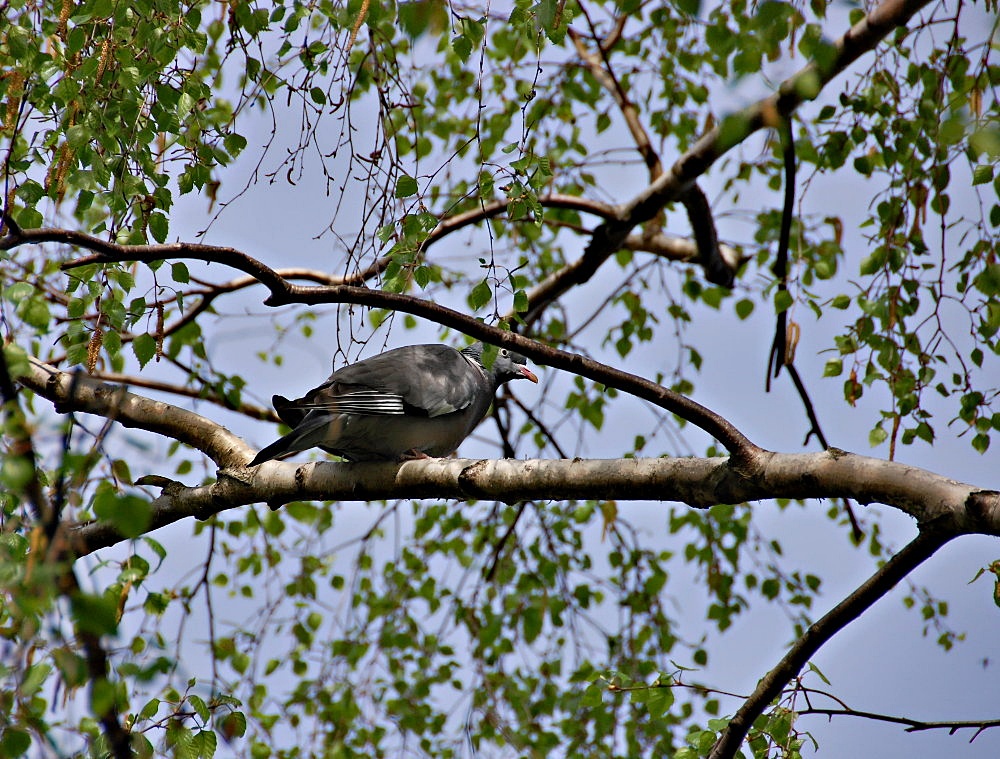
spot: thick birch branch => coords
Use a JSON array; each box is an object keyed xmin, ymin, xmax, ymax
[
  {"xmin": 17, "ymin": 356, "xmax": 1000, "ymax": 556},
  {"xmin": 63, "ymin": 449, "xmax": 997, "ymax": 556},
  {"xmin": 20, "ymin": 357, "xmax": 253, "ymax": 467}
]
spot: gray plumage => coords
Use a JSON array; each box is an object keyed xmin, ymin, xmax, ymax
[{"xmin": 248, "ymin": 342, "xmax": 538, "ymax": 465}]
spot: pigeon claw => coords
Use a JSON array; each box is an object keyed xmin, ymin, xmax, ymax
[{"xmin": 398, "ymin": 449, "xmax": 434, "ymax": 462}]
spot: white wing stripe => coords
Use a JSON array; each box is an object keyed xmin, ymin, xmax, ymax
[{"xmin": 299, "ymin": 390, "xmax": 406, "ymax": 415}]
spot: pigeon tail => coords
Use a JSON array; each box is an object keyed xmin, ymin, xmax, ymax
[{"xmin": 248, "ymin": 414, "xmax": 341, "ymax": 466}]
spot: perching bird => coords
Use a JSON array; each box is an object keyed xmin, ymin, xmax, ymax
[{"xmin": 248, "ymin": 342, "xmax": 538, "ymax": 466}]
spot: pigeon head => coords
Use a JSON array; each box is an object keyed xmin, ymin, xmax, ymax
[{"xmin": 463, "ymin": 343, "xmax": 539, "ymax": 386}]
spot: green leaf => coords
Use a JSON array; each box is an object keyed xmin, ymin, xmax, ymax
[
  {"xmin": 148, "ymin": 212, "xmax": 169, "ymax": 243},
  {"xmin": 773, "ymin": 289, "xmax": 793, "ymax": 313},
  {"xmin": 452, "ymin": 34, "xmax": 473, "ymax": 61},
  {"xmin": 468, "ymin": 279, "xmax": 492, "ymax": 311},
  {"xmin": 869, "ymin": 424, "xmax": 888, "ymax": 447},
  {"xmin": 806, "ymin": 661, "xmax": 832, "ymax": 685},
  {"xmin": 144, "ymin": 591, "xmax": 171, "ymax": 616},
  {"xmin": 395, "ymin": 175, "xmax": 419, "ymax": 198},
  {"xmin": 522, "ymin": 605, "xmax": 542, "ymax": 643},
  {"xmin": 3, "ymin": 343, "xmax": 29, "ymax": 379},
  {"xmin": 18, "ymin": 296, "xmax": 51, "ymax": 330},
  {"xmin": 93, "ymin": 486, "xmax": 153, "ymax": 538},
  {"xmin": 0, "ymin": 728, "xmax": 32, "ymax": 756},
  {"xmin": 645, "ymin": 685, "xmax": 675, "ymax": 718},
  {"xmin": 972, "ymin": 433, "xmax": 990, "ymax": 454},
  {"xmin": 972, "ymin": 164, "xmax": 994, "ymax": 185},
  {"xmin": 172, "ymin": 262, "xmax": 190, "ymax": 284},
  {"xmin": 223, "ymin": 132, "xmax": 247, "ymax": 157},
  {"xmin": 581, "ymin": 682, "xmax": 604, "ymax": 707},
  {"xmin": 734, "ymin": 298, "xmax": 754, "ymax": 320},
  {"xmin": 218, "ymin": 711, "xmax": 247, "ymax": 740},
  {"xmin": 144, "ymin": 536, "xmax": 168, "ymax": 568},
  {"xmin": 139, "ymin": 698, "xmax": 161, "ymax": 721},
  {"xmin": 513, "ymin": 289, "xmax": 529, "ymax": 313},
  {"xmin": 675, "ymin": 0, "xmax": 701, "ymax": 14},
  {"xmin": 133, "ymin": 333, "xmax": 158, "ymax": 368},
  {"xmin": 189, "ymin": 694, "xmax": 211, "ymax": 722},
  {"xmin": 5, "ymin": 281, "xmax": 34, "ymax": 303},
  {"xmin": 860, "ymin": 248, "xmax": 886, "ymax": 275},
  {"xmin": 22, "ymin": 663, "xmax": 52, "ymax": 696},
  {"xmin": 71, "ymin": 592, "xmax": 119, "ymax": 637}
]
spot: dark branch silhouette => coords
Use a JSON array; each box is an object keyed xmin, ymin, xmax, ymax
[
  {"xmin": 679, "ymin": 184, "xmax": 735, "ymax": 287},
  {"xmin": 792, "ymin": 685, "xmax": 1000, "ymax": 741},
  {"xmin": 766, "ymin": 119, "xmax": 796, "ymax": 389},
  {"xmin": 23, "ymin": 238, "xmax": 757, "ymax": 456}
]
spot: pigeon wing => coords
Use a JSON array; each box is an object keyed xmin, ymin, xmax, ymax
[{"xmin": 283, "ymin": 344, "xmax": 485, "ymax": 419}]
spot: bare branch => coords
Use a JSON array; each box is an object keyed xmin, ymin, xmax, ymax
[
  {"xmin": 568, "ymin": 4, "xmax": 738, "ymax": 290},
  {"xmin": 568, "ymin": 22, "xmax": 662, "ymax": 179},
  {"xmin": 792, "ymin": 685, "xmax": 1000, "ymax": 740},
  {"xmin": 420, "ymin": 192, "xmax": 619, "ymax": 252},
  {"xmin": 802, "ymin": 706, "xmax": 1000, "ymax": 738}
]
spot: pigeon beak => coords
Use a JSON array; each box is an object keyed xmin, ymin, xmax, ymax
[{"xmin": 520, "ymin": 366, "xmax": 539, "ymax": 383}]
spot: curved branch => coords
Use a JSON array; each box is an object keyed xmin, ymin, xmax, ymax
[
  {"xmin": 708, "ymin": 529, "xmax": 951, "ymax": 759},
  {"xmin": 38, "ymin": 239, "xmax": 757, "ymax": 456},
  {"xmin": 190, "ymin": 266, "xmax": 382, "ymax": 290},
  {"xmin": 274, "ymin": 284, "xmax": 761, "ymax": 458},
  {"xmin": 420, "ymin": 192, "xmax": 619, "ymax": 254},
  {"xmin": 515, "ymin": 227, "xmax": 741, "ymax": 326},
  {"xmin": 678, "ymin": 184, "xmax": 734, "ymax": 287},
  {"xmin": 4, "ymin": 227, "xmax": 284, "ymax": 285},
  {"xmin": 18, "ymin": 357, "xmax": 253, "ymax": 467},
  {"xmin": 621, "ymin": 231, "xmax": 738, "ymax": 266}
]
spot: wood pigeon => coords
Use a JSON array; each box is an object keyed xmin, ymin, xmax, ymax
[{"xmin": 248, "ymin": 342, "xmax": 538, "ymax": 465}]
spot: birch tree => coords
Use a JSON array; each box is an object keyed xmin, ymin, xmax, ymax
[{"xmin": 1, "ymin": 0, "xmax": 999, "ymax": 757}]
